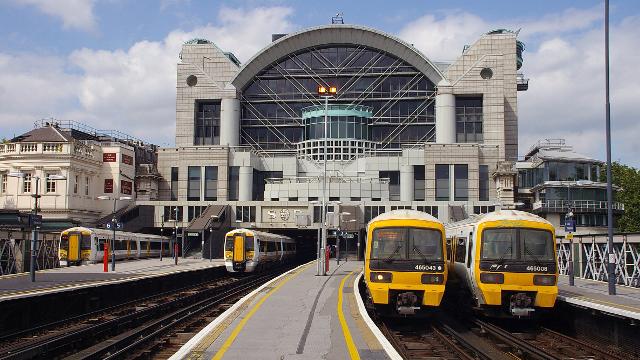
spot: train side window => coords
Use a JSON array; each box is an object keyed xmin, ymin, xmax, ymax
[
  {"xmin": 466, "ymin": 235, "xmax": 473, "ymax": 268},
  {"xmin": 455, "ymin": 237, "xmax": 466, "ymax": 263}
]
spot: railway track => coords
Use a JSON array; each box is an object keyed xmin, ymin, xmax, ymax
[{"xmin": 0, "ymin": 265, "xmax": 293, "ymax": 360}]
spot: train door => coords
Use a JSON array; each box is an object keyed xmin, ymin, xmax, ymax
[
  {"xmin": 68, "ymin": 233, "xmax": 80, "ymax": 263},
  {"xmin": 232, "ymin": 234, "xmax": 246, "ymax": 271}
]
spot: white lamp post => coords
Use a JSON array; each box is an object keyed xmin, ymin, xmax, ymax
[{"xmin": 318, "ymin": 85, "xmax": 337, "ymax": 276}]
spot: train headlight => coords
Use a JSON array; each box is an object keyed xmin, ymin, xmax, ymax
[
  {"xmin": 533, "ymin": 275, "xmax": 556, "ymax": 286},
  {"xmin": 421, "ymin": 274, "xmax": 444, "ymax": 284},
  {"xmin": 480, "ymin": 272, "xmax": 504, "ymax": 284},
  {"xmin": 370, "ymin": 272, "xmax": 392, "ymax": 283},
  {"xmin": 224, "ymin": 251, "xmax": 232, "ymax": 260}
]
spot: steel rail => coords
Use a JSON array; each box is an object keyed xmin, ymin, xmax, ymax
[{"xmin": 473, "ymin": 319, "xmax": 559, "ymax": 360}]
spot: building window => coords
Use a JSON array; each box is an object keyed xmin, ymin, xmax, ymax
[
  {"xmin": 473, "ymin": 205, "xmax": 495, "ymax": 214},
  {"xmin": 74, "ymin": 175, "xmax": 78, "ymax": 194},
  {"xmin": 188, "ymin": 206, "xmax": 205, "ymax": 221},
  {"xmin": 85, "ymin": 176, "xmax": 89, "ymax": 195},
  {"xmin": 313, "ymin": 205, "xmax": 334, "ymax": 223},
  {"xmin": 390, "ymin": 205, "xmax": 412, "ymax": 211},
  {"xmin": 479, "ymin": 165, "xmax": 489, "ymax": 201},
  {"xmin": 194, "ymin": 101, "xmax": 221, "ymax": 145},
  {"xmin": 204, "ymin": 166, "xmax": 218, "ymax": 201},
  {"xmin": 417, "ymin": 205, "xmax": 439, "ymax": 219},
  {"xmin": 1, "ymin": 173, "xmax": 7, "ymax": 194},
  {"xmin": 455, "ymin": 97, "xmax": 483, "ymax": 143},
  {"xmin": 364, "ymin": 206, "xmax": 386, "ymax": 223},
  {"xmin": 171, "ymin": 167, "xmax": 179, "ymax": 201},
  {"xmin": 23, "ymin": 173, "xmax": 32, "ymax": 193},
  {"xmin": 228, "ymin": 166, "xmax": 239, "ymax": 201},
  {"xmin": 414, "ymin": 165, "xmax": 425, "ymax": 201},
  {"xmin": 253, "ymin": 170, "xmax": 283, "ymax": 201},
  {"xmin": 187, "ymin": 166, "xmax": 201, "ymax": 201},
  {"xmin": 454, "ymin": 164, "xmax": 468, "ymax": 201},
  {"xmin": 235, "ymin": 206, "xmax": 256, "ymax": 222},
  {"xmin": 164, "ymin": 206, "xmax": 183, "ymax": 222},
  {"xmin": 379, "ymin": 171, "xmax": 400, "ymax": 201},
  {"xmin": 435, "ymin": 165, "xmax": 449, "ymax": 201}
]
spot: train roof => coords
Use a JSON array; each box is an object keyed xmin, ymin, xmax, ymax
[
  {"xmin": 226, "ymin": 228, "xmax": 294, "ymax": 242},
  {"xmin": 446, "ymin": 210, "xmax": 552, "ymax": 228},
  {"xmin": 61, "ymin": 226, "xmax": 168, "ymax": 239},
  {"xmin": 369, "ymin": 209, "xmax": 441, "ymax": 225}
]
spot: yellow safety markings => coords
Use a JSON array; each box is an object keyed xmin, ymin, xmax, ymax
[
  {"xmin": 338, "ymin": 271, "xmax": 361, "ymax": 360},
  {"xmin": 211, "ymin": 263, "xmax": 311, "ymax": 360}
]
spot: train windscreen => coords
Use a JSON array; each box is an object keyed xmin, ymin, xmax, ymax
[
  {"xmin": 371, "ymin": 228, "xmax": 442, "ymax": 260},
  {"xmin": 481, "ymin": 228, "xmax": 554, "ymax": 261}
]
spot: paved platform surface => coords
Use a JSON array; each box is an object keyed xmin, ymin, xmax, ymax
[
  {"xmin": 557, "ymin": 275, "xmax": 640, "ymax": 320},
  {"xmin": 173, "ymin": 260, "xmax": 391, "ymax": 360},
  {"xmin": 0, "ymin": 258, "xmax": 224, "ymax": 301}
]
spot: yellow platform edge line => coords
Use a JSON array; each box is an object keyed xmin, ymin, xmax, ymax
[{"xmin": 338, "ymin": 271, "xmax": 360, "ymax": 360}]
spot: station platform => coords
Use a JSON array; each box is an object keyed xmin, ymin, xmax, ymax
[
  {"xmin": 557, "ymin": 275, "xmax": 640, "ymax": 320},
  {"xmin": 0, "ymin": 257, "xmax": 224, "ymax": 301},
  {"xmin": 171, "ymin": 260, "xmax": 395, "ymax": 360}
]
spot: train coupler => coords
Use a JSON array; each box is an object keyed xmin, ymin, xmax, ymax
[
  {"xmin": 509, "ymin": 292, "xmax": 534, "ymax": 317},
  {"xmin": 396, "ymin": 292, "xmax": 420, "ymax": 315}
]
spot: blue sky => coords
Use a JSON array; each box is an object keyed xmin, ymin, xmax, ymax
[{"xmin": 1, "ymin": 0, "xmax": 639, "ymax": 165}]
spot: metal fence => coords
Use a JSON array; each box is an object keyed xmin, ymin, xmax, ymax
[
  {"xmin": 557, "ymin": 233, "xmax": 640, "ymax": 288},
  {"xmin": 0, "ymin": 234, "xmax": 60, "ymax": 275}
]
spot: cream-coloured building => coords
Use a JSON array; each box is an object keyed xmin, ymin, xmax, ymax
[
  {"xmin": 0, "ymin": 121, "xmax": 157, "ymax": 228},
  {"xmin": 134, "ymin": 24, "xmax": 530, "ymax": 257}
]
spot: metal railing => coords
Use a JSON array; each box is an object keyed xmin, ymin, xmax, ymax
[
  {"xmin": 534, "ymin": 199, "xmax": 624, "ymax": 211},
  {"xmin": 557, "ymin": 233, "xmax": 640, "ymax": 288}
]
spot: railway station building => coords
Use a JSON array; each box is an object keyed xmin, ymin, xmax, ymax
[{"xmin": 135, "ymin": 24, "xmax": 531, "ymax": 256}]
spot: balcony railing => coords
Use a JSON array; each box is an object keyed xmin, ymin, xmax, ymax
[
  {"xmin": 533, "ymin": 199, "xmax": 624, "ymax": 212},
  {"xmin": 0, "ymin": 141, "xmax": 96, "ymax": 160}
]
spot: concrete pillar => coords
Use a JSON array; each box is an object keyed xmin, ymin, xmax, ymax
[
  {"xmin": 400, "ymin": 165, "xmax": 414, "ymax": 202},
  {"xmin": 220, "ymin": 98, "xmax": 240, "ymax": 146},
  {"xmin": 238, "ymin": 166, "xmax": 253, "ymax": 201},
  {"xmin": 435, "ymin": 80, "xmax": 456, "ymax": 143}
]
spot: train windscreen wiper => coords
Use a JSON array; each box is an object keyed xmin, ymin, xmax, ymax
[
  {"xmin": 384, "ymin": 244, "xmax": 403, "ymax": 262},
  {"xmin": 412, "ymin": 246, "xmax": 428, "ymax": 263}
]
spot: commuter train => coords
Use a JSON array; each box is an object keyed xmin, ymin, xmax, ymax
[
  {"xmin": 445, "ymin": 210, "xmax": 558, "ymax": 317},
  {"xmin": 224, "ymin": 229, "xmax": 296, "ymax": 273},
  {"xmin": 364, "ymin": 210, "xmax": 448, "ymax": 316},
  {"xmin": 59, "ymin": 227, "xmax": 170, "ymax": 265}
]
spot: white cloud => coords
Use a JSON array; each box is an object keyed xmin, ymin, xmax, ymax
[
  {"xmin": 0, "ymin": 6, "xmax": 295, "ymax": 146},
  {"xmin": 13, "ymin": 0, "xmax": 96, "ymax": 31},
  {"xmin": 398, "ymin": 9, "xmax": 639, "ymax": 166}
]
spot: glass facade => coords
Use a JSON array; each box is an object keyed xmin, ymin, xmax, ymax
[
  {"xmin": 455, "ymin": 97, "xmax": 483, "ymax": 143},
  {"xmin": 194, "ymin": 102, "xmax": 220, "ymax": 145},
  {"xmin": 187, "ymin": 166, "xmax": 201, "ymax": 201},
  {"xmin": 479, "ymin": 165, "xmax": 489, "ymax": 201},
  {"xmin": 228, "ymin": 166, "xmax": 239, "ymax": 201},
  {"xmin": 414, "ymin": 165, "xmax": 425, "ymax": 201},
  {"xmin": 253, "ymin": 170, "xmax": 283, "ymax": 201},
  {"xmin": 171, "ymin": 167, "xmax": 178, "ymax": 201},
  {"xmin": 379, "ymin": 171, "xmax": 400, "ymax": 201},
  {"xmin": 435, "ymin": 165, "xmax": 449, "ymax": 201},
  {"xmin": 204, "ymin": 166, "xmax": 217, "ymax": 201},
  {"xmin": 454, "ymin": 164, "xmax": 468, "ymax": 201},
  {"xmin": 240, "ymin": 46, "xmax": 436, "ymax": 150}
]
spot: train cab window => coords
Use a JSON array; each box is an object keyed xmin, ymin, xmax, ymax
[
  {"xmin": 60, "ymin": 235, "xmax": 69, "ymax": 249},
  {"xmin": 408, "ymin": 228, "xmax": 443, "ymax": 260},
  {"xmin": 521, "ymin": 229, "xmax": 554, "ymax": 261},
  {"xmin": 245, "ymin": 236, "xmax": 254, "ymax": 251},
  {"xmin": 371, "ymin": 228, "xmax": 406, "ymax": 260},
  {"xmin": 455, "ymin": 237, "xmax": 466, "ymax": 263},
  {"xmin": 225, "ymin": 237, "xmax": 234, "ymax": 251},
  {"xmin": 81, "ymin": 235, "xmax": 92, "ymax": 250},
  {"xmin": 481, "ymin": 229, "xmax": 517, "ymax": 260}
]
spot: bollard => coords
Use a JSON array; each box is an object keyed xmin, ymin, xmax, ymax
[
  {"xmin": 103, "ymin": 243, "xmax": 109, "ymax": 272},
  {"xmin": 174, "ymin": 243, "xmax": 179, "ymax": 265},
  {"xmin": 325, "ymin": 246, "xmax": 330, "ymax": 273}
]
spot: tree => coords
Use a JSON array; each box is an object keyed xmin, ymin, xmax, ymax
[{"xmin": 603, "ymin": 162, "xmax": 640, "ymax": 232}]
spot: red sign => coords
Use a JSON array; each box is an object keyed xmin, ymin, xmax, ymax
[
  {"xmin": 104, "ymin": 179, "xmax": 113, "ymax": 193},
  {"xmin": 121, "ymin": 180, "xmax": 132, "ymax": 195},
  {"xmin": 103, "ymin": 153, "xmax": 116, "ymax": 162},
  {"xmin": 122, "ymin": 154, "xmax": 133, "ymax": 165}
]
